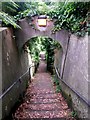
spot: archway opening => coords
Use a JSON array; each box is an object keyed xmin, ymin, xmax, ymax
[{"xmin": 22, "ymin": 36, "xmax": 63, "ymax": 77}]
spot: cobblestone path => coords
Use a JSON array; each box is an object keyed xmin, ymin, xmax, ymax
[{"xmin": 14, "ymin": 60, "xmax": 75, "ymax": 119}]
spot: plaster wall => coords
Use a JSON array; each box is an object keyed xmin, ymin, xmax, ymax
[
  {"xmin": 0, "ymin": 29, "xmax": 3, "ymax": 120},
  {"xmin": 54, "ymin": 48, "xmax": 63, "ymax": 77},
  {"xmin": 0, "ymin": 28, "xmax": 32, "ymax": 119},
  {"xmin": 63, "ymin": 34, "xmax": 88, "ymax": 102},
  {"xmin": 54, "ymin": 34, "xmax": 89, "ymax": 118},
  {"xmin": 15, "ymin": 18, "xmax": 69, "ymax": 53},
  {"xmin": 88, "ymin": 35, "xmax": 90, "ymax": 118}
]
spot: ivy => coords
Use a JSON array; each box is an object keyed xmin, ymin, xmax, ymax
[
  {"xmin": 40, "ymin": 37, "xmax": 61, "ymax": 74},
  {"xmin": 1, "ymin": 1, "xmax": 90, "ymax": 36},
  {"xmin": 48, "ymin": 2, "xmax": 89, "ymax": 37},
  {"xmin": 26, "ymin": 37, "xmax": 61, "ymax": 74}
]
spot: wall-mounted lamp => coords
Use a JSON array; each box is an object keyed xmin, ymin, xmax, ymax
[{"xmin": 37, "ymin": 15, "xmax": 47, "ymax": 27}]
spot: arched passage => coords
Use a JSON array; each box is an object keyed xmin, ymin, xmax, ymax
[
  {"xmin": 14, "ymin": 35, "xmax": 74, "ymax": 119},
  {"xmin": 22, "ymin": 36, "xmax": 64, "ymax": 78},
  {"xmin": 15, "ymin": 16, "xmax": 70, "ymax": 79},
  {"xmin": 15, "ymin": 16, "xmax": 70, "ymax": 54}
]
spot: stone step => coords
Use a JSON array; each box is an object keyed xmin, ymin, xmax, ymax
[
  {"xmin": 15, "ymin": 119, "xmax": 67, "ymax": 120},
  {"xmin": 27, "ymin": 92, "xmax": 63, "ymax": 99},
  {"xmin": 31, "ymin": 94, "xmax": 63, "ymax": 100},
  {"xmin": 30, "ymin": 101, "xmax": 61, "ymax": 104},
  {"xmin": 30, "ymin": 98, "xmax": 61, "ymax": 103},
  {"xmin": 19, "ymin": 102, "xmax": 68, "ymax": 111},
  {"xmin": 28, "ymin": 108, "xmax": 62, "ymax": 112},
  {"xmin": 19, "ymin": 109, "xmax": 71, "ymax": 119},
  {"xmin": 30, "ymin": 92, "xmax": 56, "ymax": 95},
  {"xmin": 30, "ymin": 103, "xmax": 61, "ymax": 110},
  {"xmin": 33, "ymin": 97, "xmax": 60, "ymax": 99}
]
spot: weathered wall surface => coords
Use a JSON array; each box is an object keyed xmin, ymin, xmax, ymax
[
  {"xmin": 54, "ymin": 48, "xmax": 63, "ymax": 77},
  {"xmin": 15, "ymin": 18, "xmax": 69, "ymax": 53},
  {"xmin": 15, "ymin": 18, "xmax": 69, "ymax": 82},
  {"xmin": 59, "ymin": 79, "xmax": 89, "ymax": 118},
  {"xmin": 54, "ymin": 34, "xmax": 89, "ymax": 118},
  {"xmin": 0, "ymin": 28, "xmax": 33, "ymax": 119},
  {"xmin": 0, "ymin": 29, "xmax": 3, "ymax": 120},
  {"xmin": 88, "ymin": 35, "xmax": 90, "ymax": 119},
  {"xmin": 63, "ymin": 34, "xmax": 88, "ymax": 102}
]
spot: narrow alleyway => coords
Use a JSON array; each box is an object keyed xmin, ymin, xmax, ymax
[{"xmin": 14, "ymin": 60, "xmax": 74, "ymax": 119}]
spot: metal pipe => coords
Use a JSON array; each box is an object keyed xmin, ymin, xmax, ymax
[
  {"xmin": 29, "ymin": 67, "xmax": 31, "ymax": 82},
  {"xmin": 61, "ymin": 33, "xmax": 71, "ymax": 79},
  {"xmin": 0, "ymin": 80, "xmax": 18, "ymax": 99},
  {"xmin": 0, "ymin": 64, "xmax": 34, "ymax": 100}
]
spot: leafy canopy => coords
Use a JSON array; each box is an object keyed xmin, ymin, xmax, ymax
[{"xmin": 1, "ymin": 1, "xmax": 90, "ymax": 36}]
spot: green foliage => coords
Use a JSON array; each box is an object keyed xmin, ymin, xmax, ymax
[
  {"xmin": 56, "ymin": 85, "xmax": 62, "ymax": 93},
  {"xmin": 14, "ymin": 9, "xmax": 31, "ymax": 21},
  {"xmin": 1, "ymin": 1, "xmax": 20, "ymax": 28},
  {"xmin": 0, "ymin": 12, "xmax": 20, "ymax": 28},
  {"xmin": 1, "ymin": 1, "xmax": 89, "ymax": 35},
  {"xmin": 41, "ymin": 37, "xmax": 61, "ymax": 74},
  {"xmin": 48, "ymin": 2, "xmax": 89, "ymax": 36},
  {"xmin": 71, "ymin": 110, "xmax": 78, "ymax": 118},
  {"xmin": 28, "ymin": 37, "xmax": 40, "ymax": 63},
  {"xmin": 52, "ymin": 75, "xmax": 73, "ymax": 109},
  {"xmin": 25, "ymin": 37, "xmax": 61, "ymax": 74},
  {"xmin": 1, "ymin": 1, "xmax": 34, "ymax": 28},
  {"xmin": 52, "ymin": 75, "xmax": 62, "ymax": 93},
  {"xmin": 13, "ymin": 2, "xmax": 50, "ymax": 21},
  {"xmin": 2, "ymin": 2, "xmax": 18, "ymax": 16}
]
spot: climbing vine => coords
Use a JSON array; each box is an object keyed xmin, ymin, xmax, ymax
[
  {"xmin": 1, "ymin": 1, "xmax": 90, "ymax": 36},
  {"xmin": 41, "ymin": 37, "xmax": 61, "ymax": 74},
  {"xmin": 26, "ymin": 37, "xmax": 61, "ymax": 74},
  {"xmin": 28, "ymin": 37, "xmax": 41, "ymax": 64},
  {"xmin": 47, "ymin": 2, "xmax": 90, "ymax": 36}
]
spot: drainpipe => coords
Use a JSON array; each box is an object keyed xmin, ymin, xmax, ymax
[{"xmin": 61, "ymin": 33, "xmax": 71, "ymax": 79}]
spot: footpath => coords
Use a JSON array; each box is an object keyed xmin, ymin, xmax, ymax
[{"xmin": 14, "ymin": 60, "xmax": 75, "ymax": 119}]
